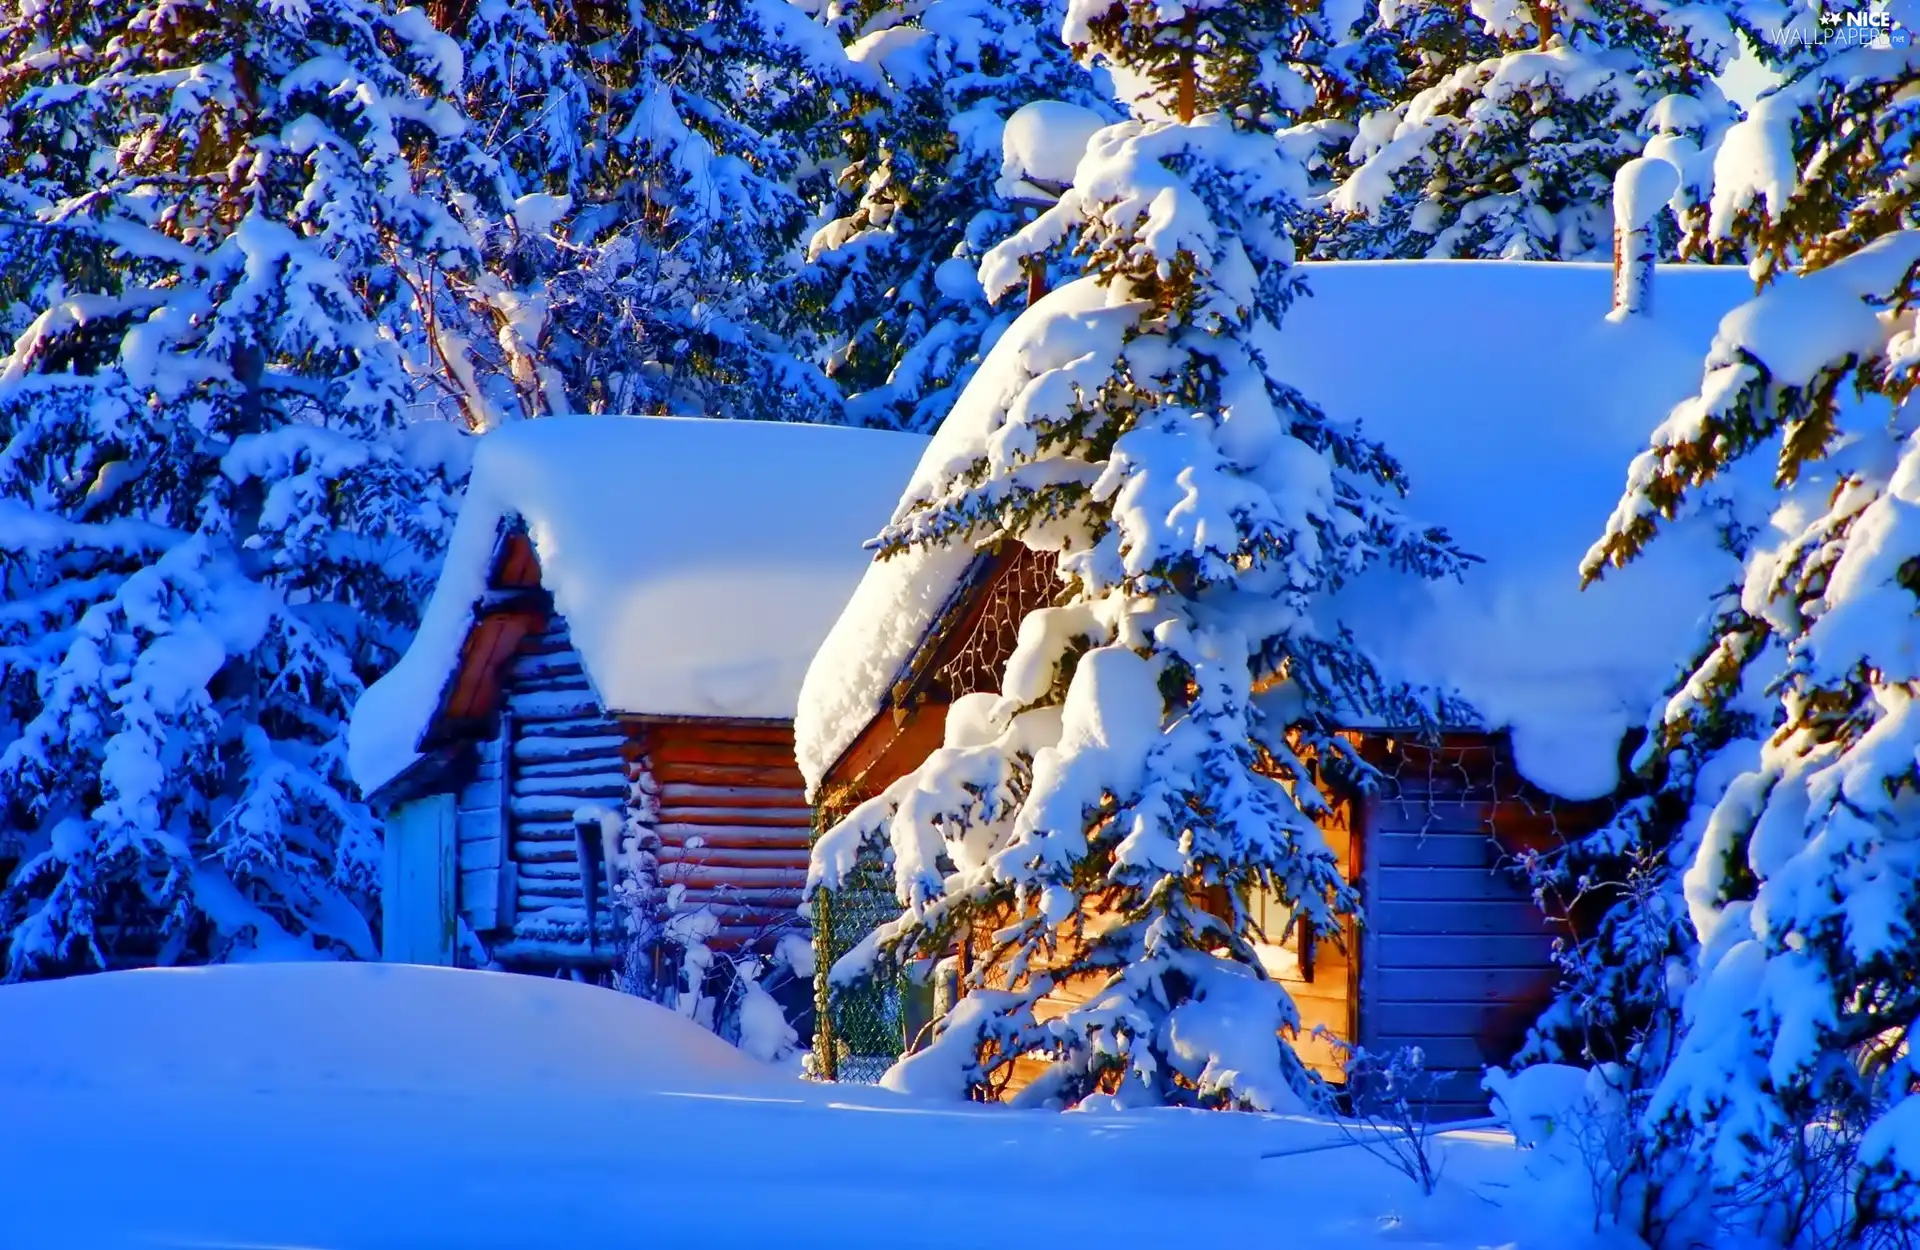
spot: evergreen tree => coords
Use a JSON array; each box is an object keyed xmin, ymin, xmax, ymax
[
  {"xmin": 1521, "ymin": 601, "xmax": 1774, "ymax": 1073},
  {"xmin": 809, "ymin": 0, "xmax": 1467, "ymax": 1108},
  {"xmin": 1314, "ymin": 0, "xmax": 1775, "ymax": 260},
  {"xmin": 1580, "ymin": 26, "xmax": 1920, "ymax": 1240},
  {"xmin": 795, "ymin": 0, "xmax": 1112, "ymax": 431},
  {"xmin": 426, "ymin": 0, "xmax": 857, "ymax": 423},
  {"xmin": 0, "ymin": 0, "xmax": 474, "ymax": 976}
]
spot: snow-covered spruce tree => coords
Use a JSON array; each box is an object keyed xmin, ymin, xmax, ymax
[
  {"xmin": 1314, "ymin": 0, "xmax": 1771, "ymax": 260},
  {"xmin": 794, "ymin": 0, "xmax": 1112, "ymax": 431},
  {"xmin": 423, "ymin": 0, "xmax": 855, "ymax": 423},
  {"xmin": 1578, "ymin": 27, "xmax": 1920, "ymax": 1239},
  {"xmin": 0, "ymin": 0, "xmax": 474, "ymax": 976},
  {"xmin": 809, "ymin": 0, "xmax": 1467, "ymax": 1108},
  {"xmin": 1519, "ymin": 599, "xmax": 1775, "ymax": 1073}
]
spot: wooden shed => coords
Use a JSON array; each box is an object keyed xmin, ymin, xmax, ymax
[
  {"xmin": 793, "ymin": 260, "xmax": 1756, "ymax": 1116},
  {"xmin": 350, "ymin": 414, "xmax": 926, "ymax": 975}
]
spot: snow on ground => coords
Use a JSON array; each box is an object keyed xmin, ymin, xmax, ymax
[
  {"xmin": 1, "ymin": 963, "xmax": 1609, "ymax": 1250},
  {"xmin": 349, "ymin": 415, "xmax": 927, "ymax": 795}
]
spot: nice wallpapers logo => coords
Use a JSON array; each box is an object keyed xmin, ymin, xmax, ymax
[{"xmin": 1780, "ymin": 6, "xmax": 1914, "ymax": 45}]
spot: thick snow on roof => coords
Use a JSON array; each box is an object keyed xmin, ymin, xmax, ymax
[
  {"xmin": 796, "ymin": 261, "xmax": 1760, "ymax": 800},
  {"xmin": 350, "ymin": 415, "xmax": 928, "ymax": 796},
  {"xmin": 1275, "ymin": 261, "xmax": 1755, "ymax": 798}
]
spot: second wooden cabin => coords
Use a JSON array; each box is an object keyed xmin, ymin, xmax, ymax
[
  {"xmin": 794, "ymin": 259, "xmax": 1756, "ymax": 1116},
  {"xmin": 349, "ymin": 414, "xmax": 926, "ymax": 981}
]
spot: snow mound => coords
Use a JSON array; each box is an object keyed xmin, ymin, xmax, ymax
[
  {"xmin": 350, "ymin": 415, "xmax": 928, "ymax": 795},
  {"xmin": 0, "ymin": 962, "xmax": 778, "ymax": 1096},
  {"xmin": 999, "ymin": 99, "xmax": 1107, "ymax": 190},
  {"xmin": 796, "ymin": 261, "xmax": 1758, "ymax": 800}
]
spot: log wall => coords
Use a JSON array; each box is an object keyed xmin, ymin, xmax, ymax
[
  {"xmin": 495, "ymin": 617, "xmax": 632, "ymax": 957},
  {"xmin": 645, "ymin": 721, "xmax": 811, "ymax": 952}
]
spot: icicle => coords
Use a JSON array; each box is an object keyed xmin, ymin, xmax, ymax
[{"xmin": 574, "ymin": 803, "xmax": 623, "ymax": 950}]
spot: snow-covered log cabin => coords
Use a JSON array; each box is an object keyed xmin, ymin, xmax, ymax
[
  {"xmin": 348, "ymin": 415, "xmax": 926, "ymax": 976},
  {"xmin": 796, "ymin": 260, "xmax": 1759, "ymax": 1117}
]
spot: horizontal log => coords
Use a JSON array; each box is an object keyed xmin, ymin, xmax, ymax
[
  {"xmin": 645, "ymin": 722, "xmax": 796, "ymax": 747},
  {"xmin": 648, "ymin": 761, "xmax": 806, "ymax": 789},
  {"xmin": 518, "ymin": 756, "xmax": 627, "ymax": 780},
  {"xmin": 511, "ymin": 775, "xmax": 627, "ymax": 800},
  {"xmin": 511, "ymin": 819, "xmax": 585, "ymax": 843},
  {"xmin": 511, "ymin": 904, "xmax": 596, "ymax": 926},
  {"xmin": 658, "ymin": 864, "xmax": 805, "ymax": 889},
  {"xmin": 513, "ymin": 724, "xmax": 629, "ymax": 750},
  {"xmin": 511, "ymin": 840, "xmax": 579, "ymax": 864},
  {"xmin": 656, "ymin": 845, "xmax": 810, "ymax": 869},
  {"xmin": 647, "ymin": 741, "xmax": 800, "ymax": 769},
  {"xmin": 517, "ymin": 887, "xmax": 586, "ymax": 908},
  {"xmin": 517, "ymin": 859, "xmax": 585, "ymax": 882},
  {"xmin": 656, "ymin": 783, "xmax": 806, "ymax": 808},
  {"xmin": 654, "ymin": 808, "xmax": 812, "ymax": 827},
  {"xmin": 505, "ymin": 644, "xmax": 583, "ymax": 668},
  {"xmin": 657, "ymin": 830, "xmax": 811, "ymax": 852},
  {"xmin": 668, "ymin": 890, "xmax": 805, "ymax": 912},
  {"xmin": 505, "ymin": 690, "xmax": 604, "ymax": 721},
  {"xmin": 506, "ymin": 674, "xmax": 595, "ymax": 698},
  {"xmin": 511, "ymin": 793, "xmax": 628, "ymax": 820},
  {"xmin": 663, "ymin": 899, "xmax": 805, "ymax": 921},
  {"xmin": 655, "ymin": 824, "xmax": 813, "ymax": 845},
  {"xmin": 488, "ymin": 938, "xmax": 619, "ymax": 968}
]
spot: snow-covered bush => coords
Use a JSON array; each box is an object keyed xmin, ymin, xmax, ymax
[
  {"xmin": 808, "ymin": 0, "xmax": 1468, "ymax": 1109},
  {"xmin": 0, "ymin": 0, "xmax": 475, "ymax": 976}
]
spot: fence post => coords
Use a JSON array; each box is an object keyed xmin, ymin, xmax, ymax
[{"xmin": 812, "ymin": 885, "xmax": 837, "ymax": 1082}]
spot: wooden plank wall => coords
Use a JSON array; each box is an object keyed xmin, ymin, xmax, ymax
[
  {"xmin": 1252, "ymin": 786, "xmax": 1360, "ymax": 1084},
  {"xmin": 383, "ymin": 793, "xmax": 457, "ymax": 964},
  {"xmin": 646, "ymin": 721, "xmax": 811, "ymax": 952},
  {"xmin": 1355, "ymin": 739, "xmax": 1574, "ymax": 1121},
  {"xmin": 495, "ymin": 617, "xmax": 632, "ymax": 958},
  {"xmin": 454, "ymin": 719, "xmax": 513, "ymax": 935}
]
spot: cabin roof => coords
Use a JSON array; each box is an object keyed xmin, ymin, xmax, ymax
[
  {"xmin": 349, "ymin": 415, "xmax": 928, "ymax": 797},
  {"xmin": 794, "ymin": 260, "xmax": 1772, "ymax": 803}
]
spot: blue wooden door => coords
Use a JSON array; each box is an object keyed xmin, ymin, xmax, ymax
[{"xmin": 383, "ymin": 793, "xmax": 457, "ymax": 965}]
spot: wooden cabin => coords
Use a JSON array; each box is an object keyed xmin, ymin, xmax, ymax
[
  {"xmin": 794, "ymin": 259, "xmax": 1756, "ymax": 1117},
  {"xmin": 349, "ymin": 415, "xmax": 926, "ymax": 976}
]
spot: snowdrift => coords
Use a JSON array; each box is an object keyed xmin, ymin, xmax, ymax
[
  {"xmin": 0, "ymin": 961, "xmax": 1611, "ymax": 1249},
  {"xmin": 0, "ymin": 961, "xmax": 778, "ymax": 1096}
]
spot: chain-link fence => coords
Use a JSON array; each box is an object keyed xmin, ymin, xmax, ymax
[{"xmin": 809, "ymin": 856, "xmax": 908, "ymax": 1084}]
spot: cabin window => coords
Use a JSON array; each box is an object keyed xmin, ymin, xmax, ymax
[{"xmin": 933, "ymin": 545, "xmax": 1060, "ymax": 701}]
